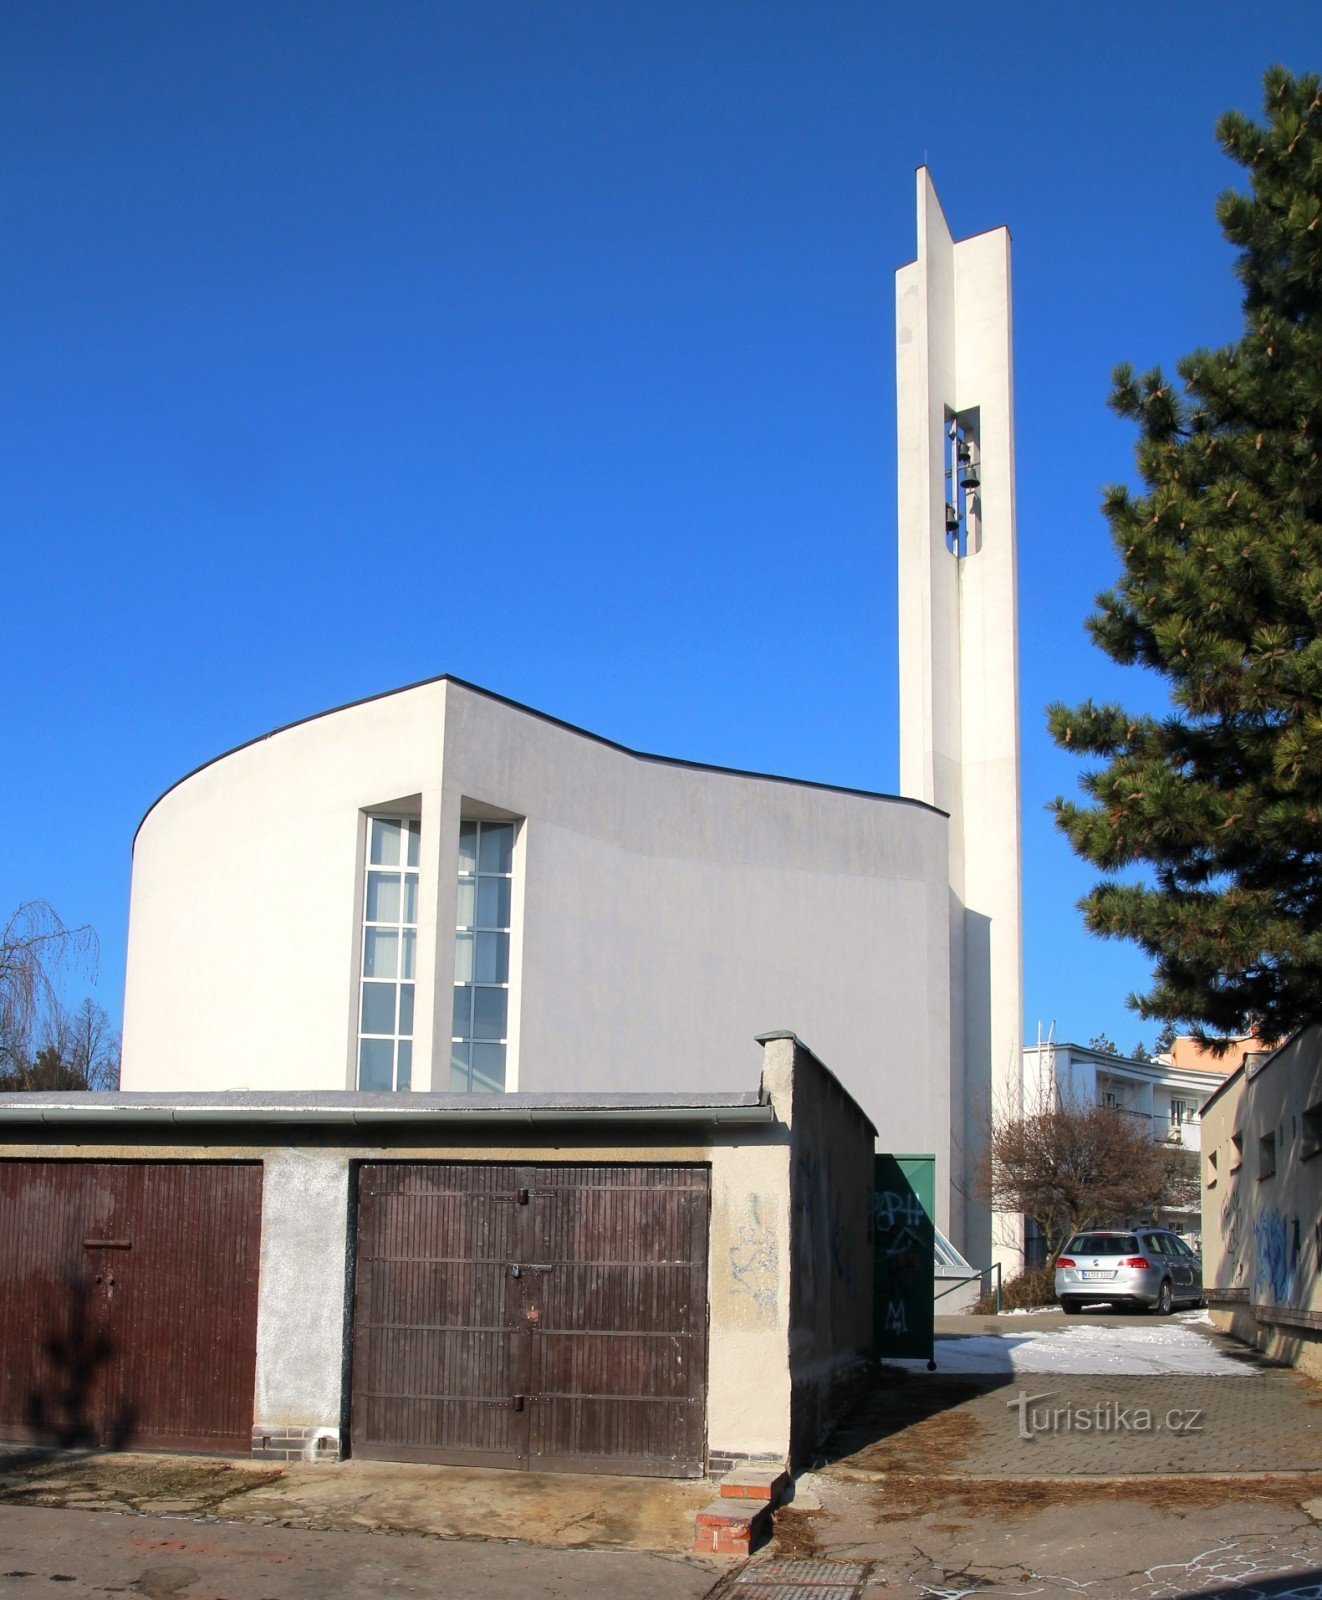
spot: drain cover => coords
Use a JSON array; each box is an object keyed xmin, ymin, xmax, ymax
[
  {"xmin": 734, "ymin": 1559, "xmax": 869, "ymax": 1599},
  {"xmin": 733, "ymin": 1587, "xmax": 859, "ymax": 1600}
]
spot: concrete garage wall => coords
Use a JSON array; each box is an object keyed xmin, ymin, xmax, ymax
[
  {"xmin": 1202, "ymin": 1028, "xmax": 1322, "ymax": 1379},
  {"xmin": 766, "ymin": 1035, "xmax": 876, "ymax": 1464},
  {"xmin": 252, "ymin": 1150, "xmax": 352, "ymax": 1451},
  {"xmin": 122, "ymin": 675, "xmax": 955, "ymax": 1238}
]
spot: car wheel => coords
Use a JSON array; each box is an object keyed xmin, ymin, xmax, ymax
[{"xmin": 1153, "ymin": 1279, "xmax": 1173, "ymax": 1316}]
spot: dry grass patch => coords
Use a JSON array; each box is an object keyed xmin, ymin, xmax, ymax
[{"xmin": 866, "ymin": 1471, "xmax": 1322, "ymax": 1521}]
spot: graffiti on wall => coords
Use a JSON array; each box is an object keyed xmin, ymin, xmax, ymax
[
  {"xmin": 728, "ymin": 1196, "xmax": 779, "ymax": 1324},
  {"xmin": 872, "ymin": 1158, "xmax": 935, "ymax": 1361},
  {"xmin": 1220, "ymin": 1181, "xmax": 1241, "ymax": 1265},
  {"xmin": 793, "ymin": 1151, "xmax": 859, "ymax": 1318},
  {"xmin": 1253, "ymin": 1208, "xmax": 1299, "ymax": 1307}
]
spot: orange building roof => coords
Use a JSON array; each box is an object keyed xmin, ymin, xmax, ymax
[{"xmin": 1160, "ymin": 1035, "xmax": 1279, "ymax": 1077}]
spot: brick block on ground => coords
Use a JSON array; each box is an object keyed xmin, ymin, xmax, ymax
[
  {"xmin": 694, "ymin": 1498, "xmax": 772, "ymax": 1556},
  {"xmin": 719, "ymin": 1462, "xmax": 790, "ymax": 1505}
]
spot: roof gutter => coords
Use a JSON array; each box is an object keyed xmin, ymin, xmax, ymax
[{"xmin": 0, "ymin": 1102, "xmax": 777, "ymax": 1130}]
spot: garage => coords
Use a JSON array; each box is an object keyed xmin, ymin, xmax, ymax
[
  {"xmin": 0, "ymin": 1161, "xmax": 263, "ymax": 1453},
  {"xmin": 349, "ymin": 1161, "xmax": 710, "ymax": 1477},
  {"xmin": 0, "ymin": 1034, "xmax": 876, "ymax": 1475}
]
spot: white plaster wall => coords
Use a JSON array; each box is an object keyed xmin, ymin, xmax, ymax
[
  {"xmin": 707, "ymin": 1137, "xmax": 792, "ymax": 1459},
  {"xmin": 123, "ymin": 677, "xmax": 953, "ymax": 1189},
  {"xmin": 122, "ymin": 683, "xmax": 447, "ymax": 1091},
  {"xmin": 253, "ymin": 1149, "xmax": 352, "ymax": 1431}
]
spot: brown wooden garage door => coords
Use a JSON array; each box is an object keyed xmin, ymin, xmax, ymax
[
  {"xmin": 350, "ymin": 1162, "xmax": 709, "ymax": 1477},
  {"xmin": 0, "ymin": 1161, "xmax": 263, "ymax": 1454}
]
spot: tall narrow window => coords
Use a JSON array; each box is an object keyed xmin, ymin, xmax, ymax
[
  {"xmin": 357, "ymin": 816, "xmax": 420, "ymax": 1092},
  {"xmin": 451, "ymin": 819, "xmax": 514, "ymax": 1092}
]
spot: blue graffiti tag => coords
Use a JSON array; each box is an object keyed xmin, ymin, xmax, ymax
[{"xmin": 1253, "ymin": 1208, "xmax": 1298, "ymax": 1306}]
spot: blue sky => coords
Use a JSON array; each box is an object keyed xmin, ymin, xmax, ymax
[{"xmin": 1, "ymin": 3, "xmax": 1315, "ymax": 1055}]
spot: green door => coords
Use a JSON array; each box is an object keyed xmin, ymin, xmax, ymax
[{"xmin": 873, "ymin": 1154, "xmax": 935, "ymax": 1363}]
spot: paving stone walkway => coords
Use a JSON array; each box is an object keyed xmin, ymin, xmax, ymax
[{"xmin": 826, "ymin": 1319, "xmax": 1322, "ymax": 1478}]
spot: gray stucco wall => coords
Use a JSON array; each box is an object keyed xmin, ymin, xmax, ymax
[{"xmin": 441, "ymin": 683, "xmax": 952, "ymax": 1199}]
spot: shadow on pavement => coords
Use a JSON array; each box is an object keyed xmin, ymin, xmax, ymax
[{"xmin": 809, "ymin": 1361, "xmax": 1014, "ymax": 1474}]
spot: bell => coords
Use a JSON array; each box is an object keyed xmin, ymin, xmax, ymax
[
  {"xmin": 945, "ymin": 503, "xmax": 960, "ymax": 533},
  {"xmin": 961, "ymin": 466, "xmax": 981, "ymax": 491}
]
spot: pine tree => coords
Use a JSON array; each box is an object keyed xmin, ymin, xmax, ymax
[{"xmin": 1049, "ymin": 66, "xmax": 1322, "ymax": 1045}]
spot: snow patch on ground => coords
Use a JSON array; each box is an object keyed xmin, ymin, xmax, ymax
[{"xmin": 893, "ymin": 1321, "xmax": 1257, "ymax": 1377}]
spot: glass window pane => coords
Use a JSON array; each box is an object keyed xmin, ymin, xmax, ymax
[
  {"xmin": 398, "ymin": 983, "xmax": 415, "ymax": 1036},
  {"xmin": 476, "ymin": 876, "xmax": 511, "ymax": 929},
  {"xmin": 452, "ymin": 984, "xmax": 473, "ymax": 1038},
  {"xmin": 360, "ymin": 981, "xmax": 396, "ymax": 1035},
  {"xmin": 366, "ymin": 872, "xmax": 401, "ymax": 924},
  {"xmin": 472, "ymin": 986, "xmax": 507, "ymax": 1041},
  {"xmin": 358, "ymin": 1037, "xmax": 394, "ymax": 1092},
  {"xmin": 450, "ymin": 1042, "xmax": 471, "ymax": 1093},
  {"xmin": 363, "ymin": 928, "xmax": 399, "ymax": 979},
  {"xmin": 403, "ymin": 873, "xmax": 419, "ymax": 925},
  {"xmin": 475, "ymin": 931, "xmax": 509, "ymax": 984},
  {"xmin": 478, "ymin": 823, "xmax": 514, "ymax": 875},
  {"xmin": 453, "ymin": 931, "xmax": 474, "ymax": 984},
  {"xmin": 401, "ymin": 929, "xmax": 416, "ymax": 980},
  {"xmin": 396, "ymin": 1040, "xmax": 412, "ymax": 1091},
  {"xmin": 455, "ymin": 879, "xmax": 475, "ymax": 929},
  {"xmin": 370, "ymin": 818, "xmax": 401, "ymax": 866},
  {"xmin": 406, "ymin": 820, "xmax": 421, "ymax": 867},
  {"xmin": 471, "ymin": 1042, "xmax": 506, "ymax": 1093},
  {"xmin": 458, "ymin": 821, "xmax": 478, "ymax": 876}
]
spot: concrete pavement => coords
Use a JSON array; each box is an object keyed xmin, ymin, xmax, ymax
[{"xmin": 0, "ymin": 1503, "xmax": 718, "ymax": 1600}]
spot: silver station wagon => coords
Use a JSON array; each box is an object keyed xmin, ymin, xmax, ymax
[{"xmin": 1054, "ymin": 1227, "xmax": 1204, "ymax": 1315}]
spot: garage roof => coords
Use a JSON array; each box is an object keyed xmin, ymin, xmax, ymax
[{"xmin": 0, "ymin": 1089, "xmax": 776, "ymax": 1128}]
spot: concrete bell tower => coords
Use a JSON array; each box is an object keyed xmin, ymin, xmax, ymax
[{"xmin": 896, "ymin": 169, "xmax": 1023, "ymax": 1274}]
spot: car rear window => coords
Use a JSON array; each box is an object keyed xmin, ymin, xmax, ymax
[{"xmin": 1064, "ymin": 1233, "xmax": 1139, "ymax": 1255}]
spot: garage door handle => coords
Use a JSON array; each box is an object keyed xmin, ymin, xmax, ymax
[{"xmin": 83, "ymin": 1239, "xmax": 131, "ymax": 1250}]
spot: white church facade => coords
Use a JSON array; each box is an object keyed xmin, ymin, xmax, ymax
[{"xmin": 119, "ymin": 170, "xmax": 1023, "ymax": 1271}]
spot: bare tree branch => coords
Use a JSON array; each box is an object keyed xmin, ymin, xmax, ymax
[
  {"xmin": 0, "ymin": 901, "xmax": 98, "ymax": 1079},
  {"xmin": 978, "ymin": 1095, "xmax": 1191, "ymax": 1261}
]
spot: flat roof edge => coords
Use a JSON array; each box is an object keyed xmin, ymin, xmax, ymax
[{"xmin": 0, "ymin": 1089, "xmax": 777, "ymax": 1130}]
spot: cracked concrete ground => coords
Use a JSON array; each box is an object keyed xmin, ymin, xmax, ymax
[
  {"xmin": 0, "ymin": 1448, "xmax": 723, "ymax": 1599},
  {"xmin": 0, "ymin": 1503, "xmax": 718, "ymax": 1600},
  {"xmin": 768, "ymin": 1482, "xmax": 1322, "ymax": 1598},
  {"xmin": 0, "ymin": 1447, "xmax": 714, "ymax": 1552}
]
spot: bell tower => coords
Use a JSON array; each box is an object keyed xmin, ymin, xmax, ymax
[{"xmin": 896, "ymin": 169, "xmax": 1023, "ymax": 1273}]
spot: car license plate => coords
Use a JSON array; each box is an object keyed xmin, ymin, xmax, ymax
[{"xmin": 1079, "ymin": 1270, "xmax": 1114, "ymax": 1280}]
